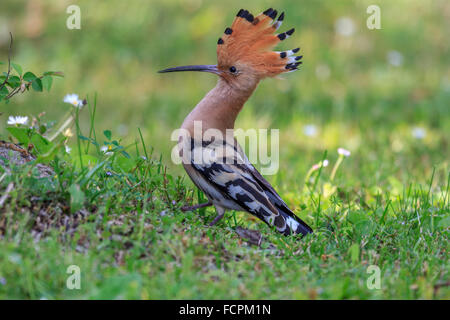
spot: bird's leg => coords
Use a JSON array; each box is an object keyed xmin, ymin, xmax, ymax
[
  {"xmin": 209, "ymin": 206, "xmax": 225, "ymax": 226},
  {"xmin": 181, "ymin": 201, "xmax": 212, "ymax": 212}
]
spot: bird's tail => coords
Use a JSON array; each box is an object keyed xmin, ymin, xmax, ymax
[
  {"xmin": 278, "ymin": 209, "xmax": 313, "ymax": 236},
  {"xmin": 257, "ymin": 184, "xmax": 313, "ymax": 236}
]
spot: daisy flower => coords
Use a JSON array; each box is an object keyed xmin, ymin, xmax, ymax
[
  {"xmin": 331, "ymin": 149, "xmax": 351, "ymax": 181},
  {"xmin": 7, "ymin": 116, "xmax": 29, "ymax": 126},
  {"xmin": 63, "ymin": 94, "xmax": 85, "ymax": 108},
  {"xmin": 101, "ymin": 145, "xmax": 113, "ymax": 156},
  {"xmin": 338, "ymin": 148, "xmax": 351, "ymax": 157}
]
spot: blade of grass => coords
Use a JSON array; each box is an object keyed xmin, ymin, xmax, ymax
[{"xmin": 85, "ymin": 92, "xmax": 97, "ymax": 154}]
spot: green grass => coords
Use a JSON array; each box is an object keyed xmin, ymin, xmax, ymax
[
  {"xmin": 0, "ymin": 0, "xmax": 449, "ymax": 299},
  {"xmin": 0, "ymin": 106, "xmax": 448, "ymax": 299}
]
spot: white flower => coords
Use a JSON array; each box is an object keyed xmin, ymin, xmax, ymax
[
  {"xmin": 387, "ymin": 50, "xmax": 403, "ymax": 67},
  {"xmin": 338, "ymin": 148, "xmax": 351, "ymax": 157},
  {"xmin": 101, "ymin": 145, "xmax": 113, "ymax": 156},
  {"xmin": 65, "ymin": 145, "xmax": 71, "ymax": 154},
  {"xmin": 411, "ymin": 127, "xmax": 426, "ymax": 139},
  {"xmin": 303, "ymin": 124, "xmax": 318, "ymax": 137},
  {"xmin": 335, "ymin": 17, "xmax": 355, "ymax": 37},
  {"xmin": 63, "ymin": 93, "xmax": 85, "ymax": 108},
  {"xmin": 312, "ymin": 160, "xmax": 329, "ymax": 171},
  {"xmin": 7, "ymin": 116, "xmax": 29, "ymax": 126},
  {"xmin": 63, "ymin": 128, "xmax": 73, "ymax": 138}
]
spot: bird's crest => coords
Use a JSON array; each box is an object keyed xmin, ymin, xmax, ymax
[{"xmin": 216, "ymin": 8, "xmax": 302, "ymax": 77}]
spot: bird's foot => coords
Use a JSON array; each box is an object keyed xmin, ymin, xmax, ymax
[
  {"xmin": 209, "ymin": 212, "xmax": 225, "ymax": 226},
  {"xmin": 181, "ymin": 202, "xmax": 212, "ymax": 212}
]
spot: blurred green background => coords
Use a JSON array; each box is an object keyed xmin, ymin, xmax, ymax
[{"xmin": 1, "ymin": 0, "xmax": 449, "ymax": 188}]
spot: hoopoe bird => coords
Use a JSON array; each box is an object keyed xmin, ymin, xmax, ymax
[{"xmin": 159, "ymin": 8, "xmax": 313, "ymax": 236}]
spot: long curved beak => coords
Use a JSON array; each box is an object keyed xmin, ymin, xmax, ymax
[{"xmin": 158, "ymin": 64, "xmax": 220, "ymax": 75}]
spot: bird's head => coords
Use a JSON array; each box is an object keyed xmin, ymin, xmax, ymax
[{"xmin": 159, "ymin": 8, "xmax": 302, "ymax": 91}]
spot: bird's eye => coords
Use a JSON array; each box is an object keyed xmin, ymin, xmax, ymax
[{"xmin": 229, "ymin": 66, "xmax": 237, "ymax": 73}]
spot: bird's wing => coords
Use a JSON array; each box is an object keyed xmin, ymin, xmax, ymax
[
  {"xmin": 190, "ymin": 139, "xmax": 312, "ymax": 235},
  {"xmin": 234, "ymin": 142, "xmax": 313, "ymax": 235}
]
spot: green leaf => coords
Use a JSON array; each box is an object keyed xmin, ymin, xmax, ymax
[
  {"xmin": 30, "ymin": 134, "xmax": 53, "ymax": 154},
  {"xmin": 104, "ymin": 130, "xmax": 112, "ymax": 140},
  {"xmin": 78, "ymin": 160, "xmax": 106, "ymax": 187},
  {"xmin": 120, "ymin": 150, "xmax": 130, "ymax": 158},
  {"xmin": 23, "ymin": 71, "xmax": 37, "ymax": 82},
  {"xmin": 11, "ymin": 62, "xmax": 22, "ymax": 76},
  {"xmin": 41, "ymin": 75, "xmax": 53, "ymax": 92},
  {"xmin": 78, "ymin": 135, "xmax": 91, "ymax": 141},
  {"xmin": 34, "ymin": 140, "xmax": 62, "ymax": 164},
  {"xmin": 0, "ymin": 85, "xmax": 8, "ymax": 98},
  {"xmin": 31, "ymin": 78, "xmax": 43, "ymax": 92},
  {"xmin": 39, "ymin": 125, "xmax": 47, "ymax": 135},
  {"xmin": 6, "ymin": 127, "xmax": 30, "ymax": 145},
  {"xmin": 7, "ymin": 75, "xmax": 21, "ymax": 88},
  {"xmin": 69, "ymin": 184, "xmax": 85, "ymax": 213},
  {"xmin": 78, "ymin": 135, "xmax": 99, "ymax": 146}
]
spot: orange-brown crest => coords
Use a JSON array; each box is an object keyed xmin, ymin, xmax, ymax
[{"xmin": 216, "ymin": 8, "xmax": 302, "ymax": 78}]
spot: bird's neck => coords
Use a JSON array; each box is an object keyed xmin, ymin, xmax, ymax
[{"xmin": 181, "ymin": 78, "xmax": 257, "ymax": 136}]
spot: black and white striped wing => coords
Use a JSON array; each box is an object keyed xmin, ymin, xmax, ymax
[{"xmin": 190, "ymin": 139, "xmax": 312, "ymax": 235}]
